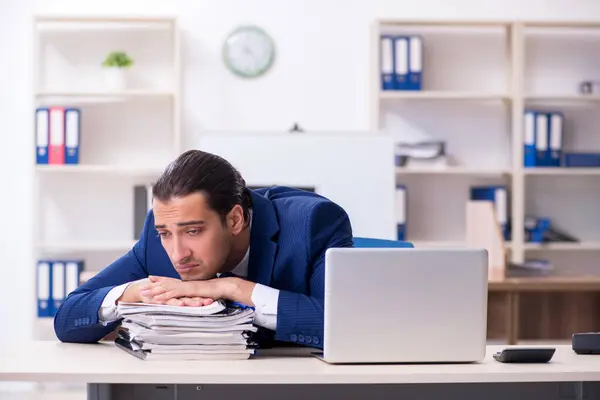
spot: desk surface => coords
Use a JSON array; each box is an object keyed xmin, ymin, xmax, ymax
[
  {"xmin": 1, "ymin": 342, "xmax": 600, "ymax": 385},
  {"xmin": 488, "ymin": 276, "xmax": 600, "ymax": 291}
]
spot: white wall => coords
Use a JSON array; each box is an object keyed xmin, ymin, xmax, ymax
[
  {"xmin": 0, "ymin": 0, "xmax": 35, "ymax": 343},
  {"xmin": 2, "ymin": 0, "xmax": 600, "ymax": 343}
]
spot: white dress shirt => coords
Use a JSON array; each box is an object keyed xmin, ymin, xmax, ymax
[{"xmin": 98, "ymin": 239, "xmax": 280, "ymax": 331}]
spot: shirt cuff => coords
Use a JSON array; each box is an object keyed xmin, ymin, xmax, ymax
[
  {"xmin": 251, "ymin": 283, "xmax": 279, "ymax": 331},
  {"xmin": 98, "ymin": 282, "xmax": 131, "ymax": 325}
]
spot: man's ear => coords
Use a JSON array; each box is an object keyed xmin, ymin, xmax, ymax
[{"xmin": 228, "ymin": 205, "xmax": 245, "ymax": 235}]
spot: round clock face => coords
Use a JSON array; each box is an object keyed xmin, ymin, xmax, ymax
[{"xmin": 223, "ymin": 26, "xmax": 275, "ymax": 78}]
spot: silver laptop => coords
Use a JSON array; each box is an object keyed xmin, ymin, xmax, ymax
[{"xmin": 316, "ymin": 247, "xmax": 488, "ymax": 364}]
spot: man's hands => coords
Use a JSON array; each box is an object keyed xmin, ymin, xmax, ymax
[
  {"xmin": 117, "ymin": 278, "xmax": 215, "ymax": 307},
  {"xmin": 139, "ymin": 275, "xmax": 257, "ymax": 307},
  {"xmin": 117, "ymin": 278, "xmax": 154, "ymax": 304}
]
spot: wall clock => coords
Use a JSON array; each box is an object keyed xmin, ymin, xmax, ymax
[{"xmin": 222, "ymin": 25, "xmax": 276, "ymax": 78}]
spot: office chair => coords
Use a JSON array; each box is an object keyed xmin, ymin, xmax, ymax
[{"xmin": 352, "ymin": 237, "xmax": 414, "ymax": 248}]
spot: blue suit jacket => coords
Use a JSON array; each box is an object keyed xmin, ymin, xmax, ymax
[{"xmin": 54, "ymin": 186, "xmax": 354, "ymax": 349}]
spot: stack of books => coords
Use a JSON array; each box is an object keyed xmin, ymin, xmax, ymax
[{"xmin": 114, "ymin": 300, "xmax": 257, "ymax": 361}]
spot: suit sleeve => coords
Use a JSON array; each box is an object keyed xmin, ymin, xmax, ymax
[
  {"xmin": 53, "ymin": 212, "xmax": 153, "ymax": 343},
  {"xmin": 274, "ymin": 201, "xmax": 353, "ymax": 349}
]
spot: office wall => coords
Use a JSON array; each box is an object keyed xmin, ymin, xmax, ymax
[
  {"xmin": 1, "ymin": 0, "xmax": 600, "ymax": 343},
  {"xmin": 33, "ymin": 0, "xmax": 600, "ymax": 133},
  {"xmin": 0, "ymin": 0, "xmax": 35, "ymax": 343}
]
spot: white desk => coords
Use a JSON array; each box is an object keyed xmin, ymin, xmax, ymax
[{"xmin": 1, "ymin": 341, "xmax": 599, "ymax": 400}]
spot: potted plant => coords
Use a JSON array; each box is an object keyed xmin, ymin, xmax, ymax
[{"xmin": 102, "ymin": 51, "xmax": 134, "ymax": 91}]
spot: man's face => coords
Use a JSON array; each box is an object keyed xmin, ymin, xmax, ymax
[{"xmin": 152, "ymin": 192, "xmax": 234, "ymax": 281}]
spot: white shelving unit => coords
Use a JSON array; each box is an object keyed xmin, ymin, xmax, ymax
[
  {"xmin": 36, "ymin": 240, "xmax": 138, "ymax": 252},
  {"xmin": 371, "ymin": 19, "xmax": 600, "ymax": 276},
  {"xmin": 32, "ymin": 14, "xmax": 181, "ymax": 340},
  {"xmin": 35, "ymin": 164, "xmax": 166, "ymax": 176}
]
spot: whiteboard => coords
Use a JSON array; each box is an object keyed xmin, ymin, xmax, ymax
[{"xmin": 192, "ymin": 133, "xmax": 397, "ymax": 240}]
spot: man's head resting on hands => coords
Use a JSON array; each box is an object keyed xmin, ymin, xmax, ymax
[{"xmin": 151, "ymin": 150, "xmax": 252, "ymax": 281}]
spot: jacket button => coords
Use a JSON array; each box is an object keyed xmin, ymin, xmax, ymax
[
  {"xmin": 298, "ymin": 335, "xmax": 305, "ymax": 342},
  {"xmin": 290, "ymin": 334, "xmax": 297, "ymax": 341},
  {"xmin": 313, "ymin": 337, "xmax": 320, "ymax": 345},
  {"xmin": 306, "ymin": 336, "xmax": 312, "ymax": 344}
]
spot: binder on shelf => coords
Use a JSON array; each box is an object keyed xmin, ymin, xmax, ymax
[
  {"xmin": 51, "ymin": 261, "xmax": 65, "ymax": 316},
  {"xmin": 395, "ymin": 184, "xmax": 407, "ymax": 241},
  {"xmin": 524, "ymin": 216, "xmax": 551, "ymax": 243},
  {"xmin": 523, "ymin": 110, "xmax": 536, "ymax": 168},
  {"xmin": 65, "ymin": 108, "xmax": 81, "ymax": 165},
  {"xmin": 563, "ymin": 152, "xmax": 600, "ymax": 167},
  {"xmin": 147, "ymin": 183, "xmax": 153, "ymax": 212},
  {"xmin": 37, "ymin": 259, "xmax": 84, "ymax": 318},
  {"xmin": 408, "ymin": 35, "xmax": 422, "ymax": 91},
  {"xmin": 380, "ymin": 35, "xmax": 395, "ymax": 91},
  {"xmin": 48, "ymin": 106, "xmax": 65, "ymax": 165},
  {"xmin": 37, "ymin": 260, "xmax": 52, "ymax": 317},
  {"xmin": 65, "ymin": 260, "xmax": 83, "ymax": 298},
  {"xmin": 134, "ymin": 183, "xmax": 154, "ymax": 240},
  {"xmin": 549, "ymin": 112, "xmax": 563, "ymax": 167},
  {"xmin": 35, "ymin": 107, "xmax": 49, "ymax": 165},
  {"xmin": 470, "ymin": 186, "xmax": 509, "ymax": 241},
  {"xmin": 393, "ymin": 36, "xmax": 409, "ymax": 90},
  {"xmin": 535, "ymin": 112, "xmax": 549, "ymax": 167}
]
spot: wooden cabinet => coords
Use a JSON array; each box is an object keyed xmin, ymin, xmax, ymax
[{"xmin": 487, "ymin": 278, "xmax": 600, "ymax": 344}]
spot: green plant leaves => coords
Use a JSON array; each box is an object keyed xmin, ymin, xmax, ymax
[{"xmin": 103, "ymin": 51, "xmax": 134, "ymax": 68}]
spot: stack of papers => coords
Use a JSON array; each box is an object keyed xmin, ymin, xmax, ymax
[{"xmin": 114, "ymin": 300, "xmax": 257, "ymax": 361}]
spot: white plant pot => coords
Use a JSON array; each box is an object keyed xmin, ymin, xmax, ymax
[{"xmin": 103, "ymin": 67, "xmax": 128, "ymax": 91}]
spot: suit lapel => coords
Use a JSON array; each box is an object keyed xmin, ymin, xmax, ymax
[{"xmin": 247, "ymin": 190, "xmax": 279, "ymax": 286}]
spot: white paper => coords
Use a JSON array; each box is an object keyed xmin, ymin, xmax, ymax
[
  {"xmin": 117, "ymin": 300, "xmax": 226, "ymax": 316},
  {"xmin": 115, "ymin": 300, "xmax": 257, "ymax": 359}
]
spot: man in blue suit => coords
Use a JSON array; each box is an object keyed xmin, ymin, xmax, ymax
[{"xmin": 54, "ymin": 150, "xmax": 354, "ymax": 349}]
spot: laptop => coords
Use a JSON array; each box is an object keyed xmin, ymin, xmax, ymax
[{"xmin": 315, "ymin": 247, "xmax": 489, "ymax": 364}]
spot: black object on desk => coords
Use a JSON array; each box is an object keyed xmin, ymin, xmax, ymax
[
  {"xmin": 572, "ymin": 332, "xmax": 600, "ymax": 354},
  {"xmin": 493, "ymin": 348, "xmax": 555, "ymax": 363},
  {"xmin": 289, "ymin": 122, "xmax": 304, "ymax": 133}
]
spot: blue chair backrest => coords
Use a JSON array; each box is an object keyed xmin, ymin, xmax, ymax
[{"xmin": 352, "ymin": 237, "xmax": 414, "ymax": 248}]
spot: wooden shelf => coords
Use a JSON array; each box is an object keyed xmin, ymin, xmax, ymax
[
  {"xmin": 524, "ymin": 241, "xmax": 600, "ymax": 251},
  {"xmin": 377, "ymin": 19, "xmax": 512, "ymax": 28},
  {"xmin": 35, "ymin": 90, "xmax": 174, "ymax": 105},
  {"xmin": 377, "ymin": 19, "xmax": 600, "ymax": 29},
  {"xmin": 30, "ymin": 14, "xmax": 178, "ymax": 340},
  {"xmin": 372, "ymin": 19, "xmax": 600, "ymax": 267},
  {"xmin": 396, "ymin": 167, "xmax": 511, "ymax": 176},
  {"xmin": 37, "ymin": 241, "xmax": 137, "ymax": 252},
  {"xmin": 373, "ymin": 20, "xmax": 600, "ymax": 346},
  {"xmin": 525, "ymin": 94, "xmax": 600, "ymax": 102},
  {"xmin": 524, "ymin": 168, "xmax": 600, "ymax": 176},
  {"xmin": 380, "ymin": 91, "xmax": 510, "ymax": 101},
  {"xmin": 524, "ymin": 21, "xmax": 600, "ymax": 29},
  {"xmin": 487, "ymin": 277, "xmax": 600, "ymax": 345},
  {"xmin": 489, "ymin": 276, "xmax": 600, "ymax": 291},
  {"xmin": 35, "ymin": 164, "xmax": 164, "ymax": 176},
  {"xmin": 37, "ymin": 89, "xmax": 174, "ymax": 97},
  {"xmin": 412, "ymin": 240, "xmax": 514, "ymax": 250},
  {"xmin": 34, "ymin": 14, "xmax": 176, "ymax": 24}
]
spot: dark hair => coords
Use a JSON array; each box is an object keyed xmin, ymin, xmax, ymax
[{"xmin": 152, "ymin": 150, "xmax": 252, "ymax": 226}]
